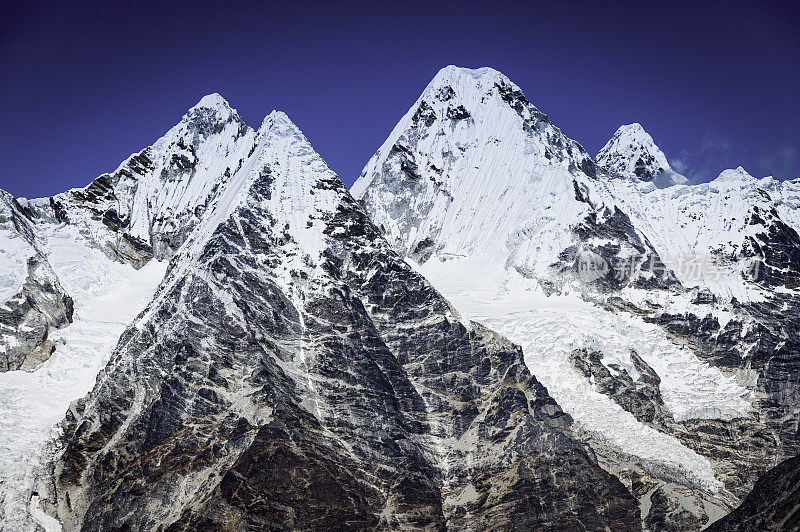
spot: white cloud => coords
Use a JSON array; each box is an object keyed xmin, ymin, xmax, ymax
[
  {"xmin": 672, "ymin": 132, "xmax": 737, "ymax": 183},
  {"xmin": 670, "ymin": 158, "xmax": 687, "ymax": 173}
]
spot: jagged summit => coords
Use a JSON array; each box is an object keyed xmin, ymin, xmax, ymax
[
  {"xmin": 18, "ymin": 93, "xmax": 260, "ymax": 268},
  {"xmin": 432, "ymin": 64, "xmax": 507, "ymax": 81},
  {"xmin": 257, "ymin": 109, "xmax": 294, "ymax": 132},
  {"xmin": 417, "ymin": 65, "xmax": 550, "ymax": 124},
  {"xmin": 175, "ymin": 92, "xmax": 241, "ymax": 136},
  {"xmin": 608, "ymin": 123, "xmax": 660, "ymax": 153},
  {"xmin": 596, "ymin": 123, "xmax": 688, "ymax": 188}
]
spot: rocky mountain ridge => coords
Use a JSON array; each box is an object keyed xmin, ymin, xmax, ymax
[
  {"xmin": 1, "ymin": 93, "xmax": 639, "ymax": 531},
  {"xmin": 0, "ymin": 65, "xmax": 797, "ymax": 531}
]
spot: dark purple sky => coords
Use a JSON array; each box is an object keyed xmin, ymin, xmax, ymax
[{"xmin": 1, "ymin": 0, "xmax": 798, "ymax": 198}]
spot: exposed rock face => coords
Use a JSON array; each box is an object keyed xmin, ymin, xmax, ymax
[
  {"xmin": 0, "ymin": 191, "xmax": 73, "ymax": 372},
  {"xmin": 644, "ymin": 485, "xmax": 708, "ymax": 532},
  {"xmin": 707, "ymin": 454, "xmax": 800, "ymax": 531},
  {"xmin": 52, "ymin": 111, "xmax": 639, "ymax": 530},
  {"xmin": 629, "ymin": 177, "xmax": 800, "ymax": 469},
  {"xmin": 569, "ymin": 348, "xmax": 673, "ymax": 430},
  {"xmin": 568, "ymin": 343, "xmax": 778, "ymax": 501},
  {"xmin": 566, "ymin": 189, "xmax": 680, "ymax": 293},
  {"xmin": 0, "ymin": 256, "xmax": 74, "ymax": 371}
]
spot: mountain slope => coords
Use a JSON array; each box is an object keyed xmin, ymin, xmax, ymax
[
  {"xmin": 1, "ymin": 94, "xmax": 258, "ymax": 375},
  {"xmin": 1, "ymin": 95, "xmax": 267, "ymax": 528},
  {"xmin": 44, "ymin": 109, "xmax": 640, "ymax": 529},
  {"xmin": 0, "ymin": 234, "xmax": 166, "ymax": 530},
  {"xmin": 353, "ymin": 65, "xmax": 800, "ymax": 529},
  {"xmin": 707, "ymin": 454, "xmax": 800, "ymax": 531},
  {"xmin": 351, "ymin": 65, "xmax": 598, "ymax": 265},
  {"xmin": 603, "ymin": 167, "xmax": 800, "ymax": 463}
]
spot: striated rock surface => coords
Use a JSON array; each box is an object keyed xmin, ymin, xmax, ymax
[
  {"xmin": 51, "ymin": 110, "xmax": 639, "ymax": 530},
  {"xmin": 707, "ymin": 454, "xmax": 800, "ymax": 531},
  {"xmin": 569, "ymin": 348, "xmax": 673, "ymax": 430}
]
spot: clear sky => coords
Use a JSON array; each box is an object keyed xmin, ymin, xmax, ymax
[{"xmin": 1, "ymin": 0, "xmax": 798, "ymax": 198}]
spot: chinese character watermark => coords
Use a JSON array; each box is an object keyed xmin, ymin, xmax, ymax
[{"xmin": 573, "ymin": 249, "xmax": 763, "ymax": 284}]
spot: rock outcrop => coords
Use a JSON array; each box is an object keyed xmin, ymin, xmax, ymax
[
  {"xmin": 707, "ymin": 454, "xmax": 800, "ymax": 531},
  {"xmin": 0, "ymin": 191, "xmax": 73, "ymax": 372}
]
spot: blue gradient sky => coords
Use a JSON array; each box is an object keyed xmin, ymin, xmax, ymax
[{"xmin": 1, "ymin": 0, "xmax": 798, "ymax": 198}]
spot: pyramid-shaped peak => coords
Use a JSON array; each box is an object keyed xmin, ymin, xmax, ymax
[
  {"xmin": 608, "ymin": 123, "xmax": 659, "ymax": 147},
  {"xmin": 260, "ymin": 109, "xmax": 294, "ymax": 129},
  {"xmin": 597, "ymin": 123, "xmax": 669, "ymax": 171},
  {"xmin": 256, "ymin": 110, "xmax": 311, "ymax": 143},
  {"xmin": 597, "ymin": 123, "xmax": 687, "ymax": 187},
  {"xmin": 617, "ymin": 122, "xmax": 647, "ymax": 133},
  {"xmin": 190, "ymin": 92, "xmax": 232, "ymax": 111},
  {"xmin": 183, "ymin": 93, "xmax": 240, "ymax": 124},
  {"xmin": 714, "ymin": 166, "xmax": 757, "ymax": 183}
]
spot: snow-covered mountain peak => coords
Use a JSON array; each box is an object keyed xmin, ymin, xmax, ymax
[
  {"xmin": 614, "ymin": 121, "xmax": 650, "ymax": 138},
  {"xmin": 18, "ymin": 93, "xmax": 258, "ymax": 268},
  {"xmin": 597, "ymin": 123, "xmax": 688, "ymax": 187},
  {"xmin": 713, "ymin": 166, "xmax": 757, "ymax": 184},
  {"xmin": 432, "ymin": 64, "xmax": 506, "ymax": 81},
  {"xmin": 352, "ymin": 67, "xmax": 798, "ymax": 520},
  {"xmin": 608, "ymin": 123, "xmax": 662, "ymax": 157},
  {"xmin": 414, "ymin": 65, "xmax": 554, "ymax": 127},
  {"xmin": 352, "ymin": 65, "xmax": 596, "ymax": 202},
  {"xmin": 257, "ymin": 109, "xmax": 299, "ymax": 136},
  {"xmin": 424, "ymin": 65, "xmax": 513, "ymax": 99},
  {"xmin": 188, "ymin": 92, "xmax": 235, "ymax": 115},
  {"xmin": 165, "ymin": 92, "xmax": 243, "ymax": 145},
  {"xmin": 162, "ymin": 107, "xmax": 345, "ymax": 283}
]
